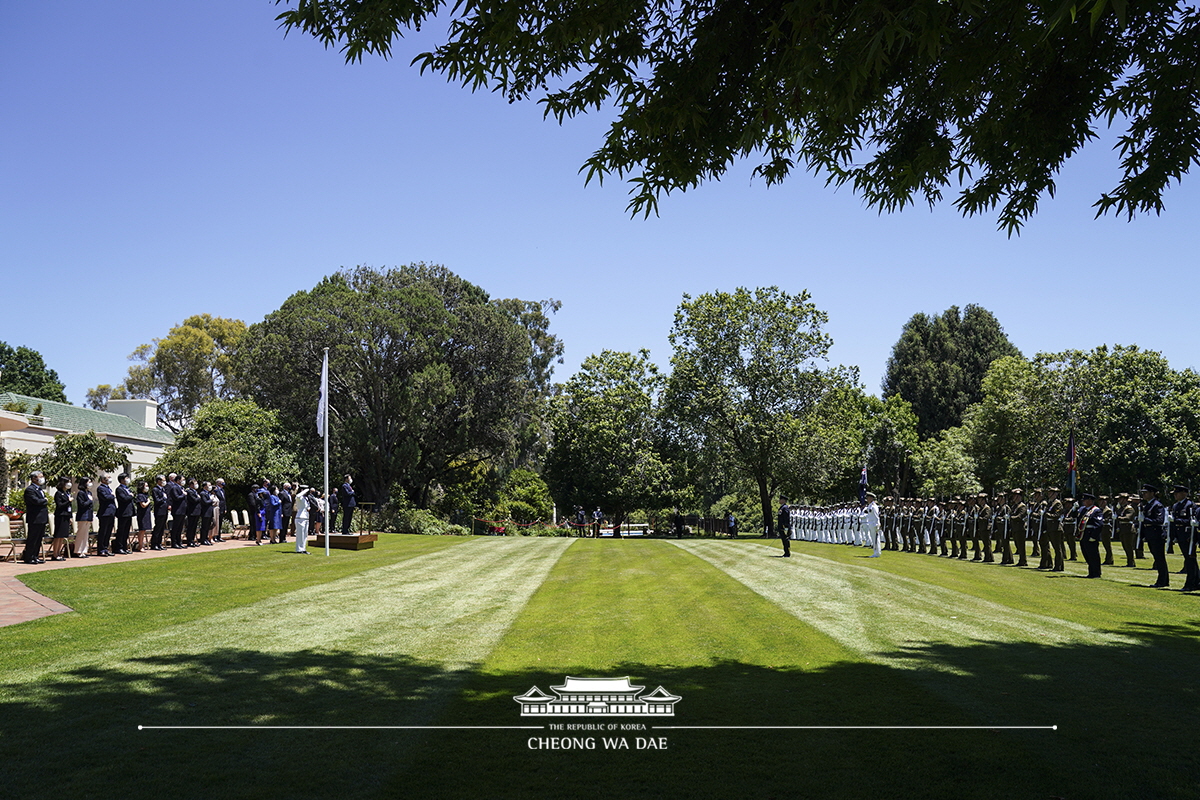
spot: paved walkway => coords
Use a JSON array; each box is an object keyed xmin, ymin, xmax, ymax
[{"xmin": 0, "ymin": 537, "xmax": 275, "ymax": 628}]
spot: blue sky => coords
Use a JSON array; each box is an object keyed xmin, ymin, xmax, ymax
[{"xmin": 3, "ymin": 0, "xmax": 1197, "ymax": 407}]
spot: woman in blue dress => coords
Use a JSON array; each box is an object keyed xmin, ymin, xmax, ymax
[{"xmin": 264, "ymin": 485, "xmax": 283, "ymax": 544}]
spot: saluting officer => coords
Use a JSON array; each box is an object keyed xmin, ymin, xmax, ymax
[
  {"xmin": 1168, "ymin": 485, "xmax": 1198, "ymax": 591},
  {"xmin": 1140, "ymin": 484, "xmax": 1169, "ymax": 588}
]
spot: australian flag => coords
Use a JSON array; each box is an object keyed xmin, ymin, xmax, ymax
[
  {"xmin": 1067, "ymin": 430, "xmax": 1077, "ymax": 497},
  {"xmin": 859, "ymin": 466, "xmax": 868, "ymax": 505}
]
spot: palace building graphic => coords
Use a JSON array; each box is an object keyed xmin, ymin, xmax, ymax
[{"xmin": 514, "ymin": 676, "xmax": 682, "ymax": 716}]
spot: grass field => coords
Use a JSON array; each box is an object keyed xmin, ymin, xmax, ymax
[{"xmin": 2, "ymin": 534, "xmax": 1198, "ymax": 799}]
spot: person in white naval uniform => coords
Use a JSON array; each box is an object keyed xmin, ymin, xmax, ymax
[{"xmin": 863, "ymin": 492, "xmax": 882, "ymax": 557}]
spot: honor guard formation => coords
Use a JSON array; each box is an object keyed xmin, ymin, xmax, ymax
[{"xmin": 778, "ymin": 483, "xmax": 1199, "ymax": 589}]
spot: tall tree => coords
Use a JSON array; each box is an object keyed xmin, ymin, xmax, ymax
[
  {"xmin": 90, "ymin": 314, "xmax": 247, "ymax": 432},
  {"xmin": 664, "ymin": 287, "xmax": 853, "ymax": 534},
  {"xmin": 543, "ymin": 350, "xmax": 669, "ymax": 528},
  {"xmin": 277, "ymin": 1, "xmax": 1200, "ymax": 231},
  {"xmin": 882, "ymin": 304, "xmax": 1021, "ymax": 439},
  {"xmin": 964, "ymin": 345, "xmax": 1200, "ymax": 493},
  {"xmin": 239, "ymin": 264, "xmax": 544, "ymax": 509},
  {"xmin": 0, "ymin": 341, "xmax": 66, "ymax": 403},
  {"xmin": 148, "ymin": 400, "xmax": 300, "ymax": 492}
]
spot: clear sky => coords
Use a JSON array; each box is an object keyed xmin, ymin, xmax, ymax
[{"xmin": 3, "ymin": 0, "xmax": 1197, "ymax": 407}]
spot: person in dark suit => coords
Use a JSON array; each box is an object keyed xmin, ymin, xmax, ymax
[
  {"xmin": 150, "ymin": 475, "xmax": 169, "ymax": 550},
  {"xmin": 73, "ymin": 477, "xmax": 94, "ymax": 557},
  {"xmin": 198, "ymin": 481, "xmax": 214, "ymax": 545},
  {"xmin": 329, "ymin": 486, "xmax": 339, "ymax": 533},
  {"xmin": 114, "ymin": 473, "xmax": 135, "ymax": 554},
  {"xmin": 279, "ymin": 483, "xmax": 294, "ymax": 543},
  {"xmin": 134, "ymin": 480, "xmax": 152, "ymax": 552},
  {"xmin": 777, "ymin": 500, "xmax": 791, "ymax": 557},
  {"xmin": 21, "ymin": 471, "xmax": 49, "ymax": 564},
  {"xmin": 167, "ymin": 473, "xmax": 187, "ymax": 549},
  {"xmin": 49, "ymin": 476, "xmax": 74, "ymax": 561},
  {"xmin": 184, "ymin": 479, "xmax": 202, "ymax": 546},
  {"xmin": 213, "ymin": 478, "xmax": 227, "ymax": 542},
  {"xmin": 340, "ymin": 475, "xmax": 357, "ymax": 534},
  {"xmin": 1140, "ymin": 484, "xmax": 1169, "ymax": 587},
  {"xmin": 95, "ymin": 474, "xmax": 117, "ymax": 556}
]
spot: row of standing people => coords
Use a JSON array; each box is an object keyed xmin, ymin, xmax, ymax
[
  {"xmin": 19, "ymin": 471, "xmax": 229, "ymax": 563},
  {"xmin": 18, "ymin": 472, "xmax": 358, "ymax": 564},
  {"xmin": 779, "ymin": 484, "xmax": 1195, "ymax": 589}
]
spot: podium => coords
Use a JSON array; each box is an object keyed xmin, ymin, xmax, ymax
[{"xmin": 318, "ymin": 532, "xmax": 378, "ymax": 550}]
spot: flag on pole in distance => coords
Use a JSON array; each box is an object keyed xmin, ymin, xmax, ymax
[
  {"xmin": 859, "ymin": 466, "xmax": 868, "ymax": 505},
  {"xmin": 316, "ymin": 350, "xmax": 329, "ymax": 437},
  {"xmin": 1067, "ymin": 429, "xmax": 1077, "ymax": 497}
]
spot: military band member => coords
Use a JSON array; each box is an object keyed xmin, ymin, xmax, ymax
[{"xmin": 1139, "ymin": 484, "xmax": 1169, "ymax": 588}]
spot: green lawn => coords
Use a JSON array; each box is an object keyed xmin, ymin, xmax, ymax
[{"xmin": 2, "ymin": 535, "xmax": 1198, "ymax": 799}]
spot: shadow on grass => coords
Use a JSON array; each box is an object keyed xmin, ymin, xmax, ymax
[{"xmin": 2, "ymin": 622, "xmax": 1199, "ymax": 799}]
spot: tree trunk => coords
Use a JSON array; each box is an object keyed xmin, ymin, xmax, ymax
[{"xmin": 758, "ymin": 475, "xmax": 773, "ymax": 538}]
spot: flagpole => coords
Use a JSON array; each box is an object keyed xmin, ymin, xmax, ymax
[{"xmin": 323, "ymin": 348, "xmax": 330, "ymax": 558}]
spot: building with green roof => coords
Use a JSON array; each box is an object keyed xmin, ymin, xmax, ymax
[{"xmin": 0, "ymin": 392, "xmax": 174, "ymax": 479}]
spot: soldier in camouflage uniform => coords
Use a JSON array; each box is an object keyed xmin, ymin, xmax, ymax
[
  {"xmin": 1114, "ymin": 493, "xmax": 1138, "ymax": 568},
  {"xmin": 1007, "ymin": 488, "xmax": 1028, "ymax": 567}
]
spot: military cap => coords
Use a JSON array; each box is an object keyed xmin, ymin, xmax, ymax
[
  {"xmin": 1009, "ymin": 488, "xmax": 1023, "ymax": 495},
  {"xmin": 1081, "ymin": 492, "xmax": 1095, "ymax": 500},
  {"xmin": 1046, "ymin": 486, "xmax": 1060, "ymax": 493},
  {"xmin": 865, "ymin": 491, "xmax": 877, "ymax": 499},
  {"xmin": 1141, "ymin": 483, "xmax": 1159, "ymax": 493},
  {"xmin": 1171, "ymin": 484, "xmax": 1189, "ymax": 494}
]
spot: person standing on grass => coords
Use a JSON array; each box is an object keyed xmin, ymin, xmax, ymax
[
  {"xmin": 863, "ymin": 492, "xmax": 881, "ymax": 558},
  {"xmin": 726, "ymin": 510, "xmax": 737, "ymax": 538},
  {"xmin": 150, "ymin": 475, "xmax": 169, "ymax": 551},
  {"xmin": 1168, "ymin": 485, "xmax": 1197, "ymax": 590},
  {"xmin": 1008, "ymin": 489, "xmax": 1029, "ymax": 567},
  {"xmin": 95, "ymin": 474, "xmax": 116, "ymax": 557},
  {"xmin": 592, "ymin": 507, "xmax": 603, "ymax": 538},
  {"xmin": 340, "ymin": 475, "xmax": 357, "ymax": 534},
  {"xmin": 1140, "ymin": 484, "xmax": 1169, "ymax": 588},
  {"xmin": 167, "ymin": 473, "xmax": 187, "ymax": 549},
  {"xmin": 48, "ymin": 476, "xmax": 73, "ymax": 561},
  {"xmin": 73, "ymin": 476, "xmax": 93, "ymax": 558},
  {"xmin": 1115, "ymin": 493, "xmax": 1138, "ymax": 568},
  {"xmin": 134, "ymin": 480, "xmax": 152, "ymax": 552},
  {"xmin": 1077, "ymin": 493, "xmax": 1105, "ymax": 578},
  {"xmin": 293, "ymin": 486, "xmax": 313, "ymax": 553}
]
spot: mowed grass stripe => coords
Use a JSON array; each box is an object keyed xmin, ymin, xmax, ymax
[
  {"xmin": 0, "ymin": 537, "xmax": 576, "ymax": 800},
  {"xmin": 3, "ymin": 536, "xmax": 575, "ymax": 687},
  {"xmin": 393, "ymin": 539, "xmax": 1050, "ymax": 800},
  {"xmin": 673, "ymin": 539, "xmax": 1133, "ymax": 671},
  {"xmin": 1, "ymin": 533, "xmax": 470, "ymax": 672}
]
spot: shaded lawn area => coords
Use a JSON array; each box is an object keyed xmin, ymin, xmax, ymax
[{"xmin": 0, "ymin": 537, "xmax": 1197, "ymax": 799}]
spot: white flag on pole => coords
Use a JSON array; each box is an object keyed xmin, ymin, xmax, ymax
[{"xmin": 316, "ymin": 350, "xmax": 329, "ymax": 437}]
